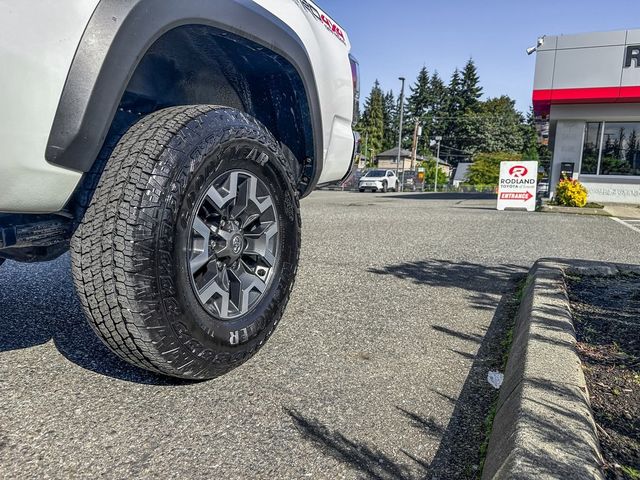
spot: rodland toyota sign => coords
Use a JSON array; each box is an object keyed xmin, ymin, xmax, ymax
[{"xmin": 497, "ymin": 161, "xmax": 538, "ymax": 212}]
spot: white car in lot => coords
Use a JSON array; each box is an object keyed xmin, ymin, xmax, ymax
[{"xmin": 358, "ymin": 169, "xmax": 399, "ymax": 193}]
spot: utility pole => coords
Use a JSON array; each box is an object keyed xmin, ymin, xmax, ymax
[
  {"xmin": 410, "ymin": 122, "xmax": 423, "ymax": 190},
  {"xmin": 395, "ymin": 77, "xmax": 406, "ymax": 188},
  {"xmin": 409, "ymin": 122, "xmax": 420, "ymax": 182},
  {"xmin": 410, "ymin": 123, "xmax": 419, "ymax": 171},
  {"xmin": 363, "ymin": 132, "xmax": 369, "ymax": 166},
  {"xmin": 434, "ymin": 136, "xmax": 442, "ymax": 193}
]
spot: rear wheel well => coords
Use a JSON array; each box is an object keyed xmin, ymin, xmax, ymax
[
  {"xmin": 121, "ymin": 25, "xmax": 313, "ymax": 164},
  {"xmin": 69, "ymin": 24, "xmax": 315, "ymax": 221}
]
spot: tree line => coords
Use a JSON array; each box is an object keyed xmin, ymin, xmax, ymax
[{"xmin": 356, "ymin": 59, "xmax": 548, "ymax": 176}]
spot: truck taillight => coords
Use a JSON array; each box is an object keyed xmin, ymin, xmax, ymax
[{"xmin": 349, "ymin": 54, "xmax": 360, "ymax": 126}]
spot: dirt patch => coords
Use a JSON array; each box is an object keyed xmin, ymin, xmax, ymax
[{"xmin": 567, "ymin": 274, "xmax": 640, "ymax": 480}]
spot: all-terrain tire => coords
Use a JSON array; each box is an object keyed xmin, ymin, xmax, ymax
[{"xmin": 71, "ymin": 105, "xmax": 301, "ymax": 380}]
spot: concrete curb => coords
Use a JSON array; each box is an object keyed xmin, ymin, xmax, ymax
[
  {"xmin": 539, "ymin": 205, "xmax": 610, "ymax": 216},
  {"xmin": 480, "ymin": 258, "xmax": 635, "ymax": 480},
  {"xmin": 316, "ymin": 186, "xmax": 355, "ymax": 192}
]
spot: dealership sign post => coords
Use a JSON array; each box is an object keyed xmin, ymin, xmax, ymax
[{"xmin": 497, "ymin": 161, "xmax": 538, "ymax": 212}]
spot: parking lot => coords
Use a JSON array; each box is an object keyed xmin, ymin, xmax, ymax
[{"xmin": 1, "ymin": 191, "xmax": 638, "ymax": 479}]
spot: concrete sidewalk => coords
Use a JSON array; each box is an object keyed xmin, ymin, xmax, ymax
[
  {"xmin": 539, "ymin": 202, "xmax": 640, "ymax": 219},
  {"xmin": 603, "ymin": 203, "xmax": 640, "ymax": 219}
]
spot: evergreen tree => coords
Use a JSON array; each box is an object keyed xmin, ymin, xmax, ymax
[
  {"xmin": 444, "ymin": 59, "xmax": 484, "ymax": 157},
  {"xmin": 521, "ymin": 107, "xmax": 540, "ymax": 160},
  {"xmin": 382, "ymin": 90, "xmax": 397, "ymax": 151},
  {"xmin": 358, "ymin": 80, "xmax": 385, "ymax": 158},
  {"xmin": 354, "ymin": 59, "xmax": 529, "ymax": 169},
  {"xmin": 460, "ymin": 58, "xmax": 483, "ymax": 111},
  {"xmin": 447, "ymin": 69, "xmax": 463, "ymax": 114},
  {"xmin": 405, "ymin": 67, "xmax": 431, "ymax": 149},
  {"xmin": 538, "ymin": 142, "xmax": 552, "ymax": 165},
  {"xmin": 427, "ymin": 72, "xmax": 448, "ymax": 151},
  {"xmin": 407, "ymin": 67, "xmax": 431, "ymax": 121},
  {"xmin": 443, "ymin": 68, "xmax": 464, "ymax": 158}
]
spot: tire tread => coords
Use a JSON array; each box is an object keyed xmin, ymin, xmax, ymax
[{"xmin": 71, "ymin": 106, "xmax": 301, "ymax": 378}]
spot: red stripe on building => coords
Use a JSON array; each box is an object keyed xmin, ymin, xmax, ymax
[{"xmin": 533, "ymin": 86, "xmax": 640, "ymax": 115}]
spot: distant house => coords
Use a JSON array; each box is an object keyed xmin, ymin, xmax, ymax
[
  {"xmin": 435, "ymin": 159, "xmax": 453, "ymax": 179},
  {"xmin": 375, "ymin": 147, "xmax": 422, "ymax": 171},
  {"xmin": 375, "ymin": 147, "xmax": 453, "ymax": 178},
  {"xmin": 452, "ymin": 162, "xmax": 472, "ymax": 187}
]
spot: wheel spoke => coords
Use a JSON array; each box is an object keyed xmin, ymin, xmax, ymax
[
  {"xmin": 244, "ymin": 222, "xmax": 278, "ymax": 267},
  {"xmin": 190, "ymin": 217, "xmax": 211, "ymax": 273},
  {"xmin": 228, "ymin": 264, "xmax": 267, "ymax": 314},
  {"xmin": 240, "ymin": 272, "xmax": 266, "ymax": 312},
  {"xmin": 244, "ymin": 221, "xmax": 276, "ymax": 239},
  {"xmin": 214, "ymin": 227, "xmax": 234, "ymax": 243},
  {"xmin": 241, "ymin": 213, "xmax": 261, "ymax": 230},
  {"xmin": 192, "ymin": 216, "xmax": 211, "ymax": 239},
  {"xmin": 190, "ymin": 253, "xmax": 211, "ymax": 273},
  {"xmin": 196, "ymin": 267, "xmax": 232, "ymax": 317},
  {"xmin": 218, "ymin": 265, "xmax": 231, "ymax": 291},
  {"xmin": 197, "ymin": 275, "xmax": 222, "ymax": 305},
  {"xmin": 248, "ymin": 174, "xmax": 273, "ymax": 213},
  {"xmin": 230, "ymin": 176, "xmax": 252, "ymax": 220},
  {"xmin": 206, "ymin": 171, "xmax": 239, "ymax": 211}
]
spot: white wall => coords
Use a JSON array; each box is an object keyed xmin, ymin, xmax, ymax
[{"xmin": 582, "ymin": 180, "xmax": 640, "ymax": 203}]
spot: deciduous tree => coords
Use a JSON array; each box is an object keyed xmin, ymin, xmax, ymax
[
  {"xmin": 467, "ymin": 152, "xmax": 523, "ymax": 185},
  {"xmin": 461, "ymin": 96, "xmax": 525, "ymax": 154}
]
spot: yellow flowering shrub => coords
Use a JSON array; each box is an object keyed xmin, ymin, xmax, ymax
[{"xmin": 555, "ymin": 177, "xmax": 588, "ymax": 208}]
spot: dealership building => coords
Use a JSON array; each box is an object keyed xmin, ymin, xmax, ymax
[{"xmin": 533, "ymin": 29, "xmax": 640, "ymax": 203}]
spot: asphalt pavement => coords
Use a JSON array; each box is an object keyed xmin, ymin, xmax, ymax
[{"xmin": 1, "ymin": 191, "xmax": 638, "ymax": 479}]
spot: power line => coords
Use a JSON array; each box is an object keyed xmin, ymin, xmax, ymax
[{"xmin": 436, "ymin": 145, "xmax": 473, "ymax": 154}]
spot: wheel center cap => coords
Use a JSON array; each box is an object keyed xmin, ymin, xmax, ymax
[{"xmin": 231, "ymin": 234, "xmax": 244, "ymax": 255}]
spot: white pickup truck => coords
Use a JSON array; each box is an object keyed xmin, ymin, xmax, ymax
[{"xmin": 0, "ymin": 0, "xmax": 358, "ymax": 379}]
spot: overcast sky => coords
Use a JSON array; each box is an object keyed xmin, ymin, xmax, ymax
[{"xmin": 320, "ymin": 0, "xmax": 640, "ymax": 113}]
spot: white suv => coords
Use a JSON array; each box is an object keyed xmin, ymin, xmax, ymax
[
  {"xmin": 359, "ymin": 169, "xmax": 399, "ymax": 193},
  {"xmin": 0, "ymin": 0, "xmax": 358, "ymax": 379}
]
